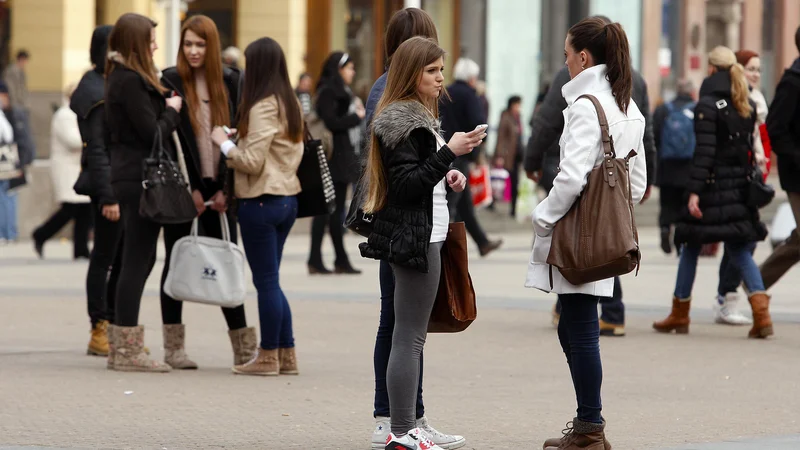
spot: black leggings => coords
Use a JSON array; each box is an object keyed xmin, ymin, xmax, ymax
[
  {"xmin": 86, "ymin": 202, "xmax": 123, "ymax": 327},
  {"xmin": 114, "ymin": 187, "xmax": 247, "ymax": 329},
  {"xmin": 308, "ymin": 182, "xmax": 351, "ymax": 267},
  {"xmin": 33, "ymin": 202, "xmax": 93, "ymax": 258}
]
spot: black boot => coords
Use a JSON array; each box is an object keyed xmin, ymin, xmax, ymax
[{"xmin": 660, "ymin": 226, "xmax": 672, "ymax": 255}]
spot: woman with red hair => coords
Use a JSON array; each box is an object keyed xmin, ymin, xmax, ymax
[{"xmin": 161, "ymin": 15, "xmax": 256, "ymax": 370}]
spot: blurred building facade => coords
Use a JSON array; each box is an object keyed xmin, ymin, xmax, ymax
[{"xmin": 2, "ymin": 0, "xmax": 800, "ymax": 235}]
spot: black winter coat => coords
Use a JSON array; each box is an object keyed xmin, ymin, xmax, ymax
[
  {"xmin": 105, "ymin": 65, "xmax": 181, "ymax": 198},
  {"xmin": 674, "ymin": 70, "xmax": 767, "ymax": 245},
  {"xmin": 359, "ymin": 100, "xmax": 456, "ymax": 273},
  {"xmin": 70, "ymin": 69, "xmax": 115, "ymax": 205},
  {"xmin": 524, "ymin": 66, "xmax": 657, "ymax": 188},
  {"xmin": 652, "ymin": 94, "xmax": 695, "ymax": 188},
  {"xmin": 766, "ymin": 58, "xmax": 800, "ymax": 193},
  {"xmin": 439, "ymin": 80, "xmax": 486, "ymax": 166},
  {"xmin": 316, "ymin": 83, "xmax": 361, "ymax": 184},
  {"xmin": 160, "ymin": 66, "xmax": 241, "ymax": 194}
]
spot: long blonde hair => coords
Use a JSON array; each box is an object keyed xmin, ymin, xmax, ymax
[
  {"xmin": 708, "ymin": 46, "xmax": 752, "ymax": 117},
  {"xmin": 363, "ymin": 37, "xmax": 445, "ymax": 213}
]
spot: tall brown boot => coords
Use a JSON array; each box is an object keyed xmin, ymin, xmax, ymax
[
  {"xmin": 228, "ymin": 327, "xmax": 258, "ymax": 366},
  {"xmin": 543, "ymin": 419, "xmax": 609, "ymax": 450},
  {"xmin": 747, "ymin": 292, "xmax": 774, "ymax": 339},
  {"xmin": 279, "ymin": 347, "xmax": 299, "ymax": 375},
  {"xmin": 113, "ymin": 325, "xmax": 171, "ymax": 373},
  {"xmin": 759, "ymin": 231, "xmax": 800, "ymax": 290},
  {"xmin": 653, "ymin": 297, "xmax": 691, "ymax": 334},
  {"xmin": 163, "ymin": 324, "xmax": 198, "ymax": 370}
]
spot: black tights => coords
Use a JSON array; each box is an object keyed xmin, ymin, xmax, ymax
[{"xmin": 308, "ymin": 182, "xmax": 351, "ymax": 267}]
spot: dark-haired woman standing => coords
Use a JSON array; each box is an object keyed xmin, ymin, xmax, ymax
[
  {"xmin": 211, "ymin": 37, "xmax": 304, "ymax": 376},
  {"xmin": 105, "ymin": 13, "xmax": 183, "ymax": 373},
  {"xmin": 307, "ymin": 51, "xmax": 364, "ymax": 275},
  {"xmin": 525, "ymin": 18, "xmax": 647, "ymax": 448},
  {"xmin": 161, "ymin": 14, "xmax": 256, "ymax": 370}
]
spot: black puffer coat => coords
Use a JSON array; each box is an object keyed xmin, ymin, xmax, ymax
[
  {"xmin": 359, "ymin": 101, "xmax": 456, "ymax": 273},
  {"xmin": 674, "ymin": 70, "xmax": 767, "ymax": 245},
  {"xmin": 316, "ymin": 83, "xmax": 362, "ymax": 184},
  {"xmin": 766, "ymin": 58, "xmax": 800, "ymax": 193}
]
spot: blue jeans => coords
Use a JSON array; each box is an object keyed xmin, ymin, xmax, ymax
[
  {"xmin": 373, "ymin": 260, "xmax": 425, "ymax": 418},
  {"xmin": 557, "ymin": 293, "xmax": 603, "ymax": 424},
  {"xmin": 674, "ymin": 242, "xmax": 765, "ymax": 299},
  {"xmin": 0, "ymin": 180, "xmax": 18, "ymax": 240},
  {"xmin": 717, "ymin": 241, "xmax": 758, "ymax": 296},
  {"xmin": 555, "ymin": 277, "xmax": 625, "ymax": 325},
  {"xmin": 238, "ymin": 195, "xmax": 297, "ymax": 350}
]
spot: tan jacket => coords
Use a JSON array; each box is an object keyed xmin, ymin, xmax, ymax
[
  {"xmin": 494, "ymin": 110, "xmax": 521, "ymax": 171},
  {"xmin": 226, "ymin": 96, "xmax": 303, "ymax": 198}
]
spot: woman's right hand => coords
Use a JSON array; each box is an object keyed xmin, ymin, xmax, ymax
[
  {"xmin": 688, "ymin": 193, "xmax": 703, "ymax": 219},
  {"xmin": 192, "ymin": 189, "xmax": 206, "ymax": 215},
  {"xmin": 166, "ymin": 96, "xmax": 183, "ymax": 112},
  {"xmin": 447, "ymin": 128, "xmax": 486, "ymax": 156},
  {"xmin": 101, "ymin": 204, "xmax": 120, "ymax": 222}
]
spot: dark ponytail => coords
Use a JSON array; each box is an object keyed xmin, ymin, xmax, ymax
[{"xmin": 568, "ymin": 17, "xmax": 633, "ymax": 114}]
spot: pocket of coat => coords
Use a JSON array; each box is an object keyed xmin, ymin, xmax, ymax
[
  {"xmin": 389, "ymin": 223, "xmax": 414, "ymax": 262},
  {"xmin": 531, "ymin": 232, "xmax": 552, "ymax": 264}
]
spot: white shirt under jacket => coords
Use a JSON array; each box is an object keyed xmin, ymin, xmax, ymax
[{"xmin": 525, "ymin": 64, "xmax": 648, "ymax": 296}]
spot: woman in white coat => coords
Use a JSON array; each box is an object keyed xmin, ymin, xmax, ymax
[
  {"xmin": 527, "ymin": 17, "xmax": 647, "ymax": 449},
  {"xmin": 32, "ymin": 84, "xmax": 92, "ymax": 259}
]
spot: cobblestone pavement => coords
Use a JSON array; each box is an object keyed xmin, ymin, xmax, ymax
[{"xmin": 1, "ymin": 227, "xmax": 799, "ymax": 449}]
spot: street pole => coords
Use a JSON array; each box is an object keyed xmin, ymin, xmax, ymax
[
  {"xmin": 404, "ymin": 0, "xmax": 422, "ymax": 8},
  {"xmin": 164, "ymin": 0, "xmax": 181, "ymax": 66}
]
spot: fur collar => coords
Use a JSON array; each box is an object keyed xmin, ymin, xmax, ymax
[{"xmin": 371, "ymin": 100, "xmax": 440, "ymax": 149}]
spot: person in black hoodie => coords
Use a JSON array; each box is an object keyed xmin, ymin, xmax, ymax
[
  {"xmin": 160, "ymin": 14, "xmax": 256, "ymax": 370},
  {"xmin": 758, "ymin": 26, "xmax": 800, "ymax": 290},
  {"xmin": 653, "ymin": 46, "xmax": 773, "ymax": 340},
  {"xmin": 105, "ymin": 13, "xmax": 183, "ymax": 373},
  {"xmin": 307, "ymin": 51, "xmax": 364, "ymax": 275},
  {"xmin": 70, "ymin": 25, "xmax": 120, "ymax": 358}
]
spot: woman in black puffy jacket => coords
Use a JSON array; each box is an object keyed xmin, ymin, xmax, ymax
[
  {"xmin": 653, "ymin": 46, "xmax": 773, "ymax": 339},
  {"xmin": 70, "ymin": 25, "xmax": 120, "ymax": 358}
]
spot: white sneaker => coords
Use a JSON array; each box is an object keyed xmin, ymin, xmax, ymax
[
  {"xmin": 373, "ymin": 418, "xmax": 464, "ymax": 450},
  {"xmin": 384, "ymin": 428, "xmax": 442, "ymax": 450},
  {"xmin": 416, "ymin": 416, "xmax": 466, "ymax": 449},
  {"xmin": 714, "ymin": 293, "xmax": 753, "ymax": 325}
]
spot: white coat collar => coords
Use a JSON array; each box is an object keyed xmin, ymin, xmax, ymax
[{"xmin": 561, "ymin": 64, "xmax": 612, "ymax": 106}]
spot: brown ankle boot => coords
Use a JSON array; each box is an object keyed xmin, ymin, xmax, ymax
[
  {"xmin": 653, "ymin": 297, "xmax": 691, "ymax": 334},
  {"xmin": 232, "ymin": 348, "xmax": 278, "ymax": 376},
  {"xmin": 747, "ymin": 292, "xmax": 774, "ymax": 338},
  {"xmin": 163, "ymin": 324, "xmax": 198, "ymax": 370},
  {"xmin": 88, "ymin": 320, "xmax": 109, "ymax": 356},
  {"xmin": 279, "ymin": 347, "xmax": 298, "ymax": 375},
  {"xmin": 113, "ymin": 325, "xmax": 171, "ymax": 373},
  {"xmin": 228, "ymin": 327, "xmax": 258, "ymax": 366},
  {"xmin": 543, "ymin": 419, "xmax": 609, "ymax": 450}
]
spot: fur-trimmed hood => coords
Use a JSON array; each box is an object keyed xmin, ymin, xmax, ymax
[{"xmin": 371, "ymin": 100, "xmax": 440, "ymax": 149}]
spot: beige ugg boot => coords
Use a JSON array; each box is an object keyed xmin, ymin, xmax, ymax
[
  {"xmin": 228, "ymin": 327, "xmax": 258, "ymax": 366},
  {"xmin": 232, "ymin": 348, "xmax": 279, "ymax": 376},
  {"xmin": 163, "ymin": 324, "xmax": 198, "ymax": 370},
  {"xmin": 113, "ymin": 325, "xmax": 171, "ymax": 373}
]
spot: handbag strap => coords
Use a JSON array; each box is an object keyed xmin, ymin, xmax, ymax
[
  {"xmin": 576, "ymin": 94, "xmax": 616, "ymax": 159},
  {"xmin": 150, "ymin": 127, "xmax": 167, "ymax": 160},
  {"xmin": 302, "ymin": 120, "xmax": 313, "ymax": 143}
]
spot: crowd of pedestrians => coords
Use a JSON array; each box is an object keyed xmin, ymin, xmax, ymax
[{"xmin": 6, "ymin": 5, "xmax": 800, "ymax": 450}]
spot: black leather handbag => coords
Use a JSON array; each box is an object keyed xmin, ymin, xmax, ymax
[
  {"xmin": 296, "ymin": 124, "xmax": 336, "ymax": 218},
  {"xmin": 139, "ymin": 128, "xmax": 197, "ymax": 224},
  {"xmin": 747, "ymin": 166, "xmax": 775, "ymax": 209},
  {"xmin": 344, "ymin": 174, "xmax": 374, "ymax": 238}
]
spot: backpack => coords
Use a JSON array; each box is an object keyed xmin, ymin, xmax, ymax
[
  {"xmin": 305, "ymin": 92, "xmax": 334, "ymax": 160},
  {"xmin": 659, "ymin": 101, "xmax": 696, "ymax": 160}
]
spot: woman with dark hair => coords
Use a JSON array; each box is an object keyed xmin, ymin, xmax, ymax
[
  {"xmin": 653, "ymin": 46, "xmax": 772, "ymax": 340},
  {"xmin": 306, "ymin": 51, "xmax": 364, "ymax": 275},
  {"xmin": 362, "ymin": 9, "xmax": 464, "ymax": 449},
  {"xmin": 525, "ymin": 18, "xmax": 647, "ymax": 448},
  {"xmin": 70, "ymin": 25, "xmax": 118, "ymax": 358},
  {"xmin": 105, "ymin": 13, "xmax": 183, "ymax": 373},
  {"xmin": 211, "ymin": 37, "xmax": 304, "ymax": 377},
  {"xmin": 160, "ymin": 14, "xmax": 256, "ymax": 370}
]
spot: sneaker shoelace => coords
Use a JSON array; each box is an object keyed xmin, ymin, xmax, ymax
[{"xmin": 421, "ymin": 423, "xmax": 453, "ymax": 440}]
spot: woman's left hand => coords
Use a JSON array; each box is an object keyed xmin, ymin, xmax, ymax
[
  {"xmin": 211, "ymin": 126, "xmax": 234, "ymax": 148},
  {"xmin": 210, "ymin": 190, "xmax": 227, "ymax": 212},
  {"xmin": 688, "ymin": 193, "xmax": 703, "ymax": 219},
  {"xmin": 447, "ymin": 170, "xmax": 467, "ymax": 192}
]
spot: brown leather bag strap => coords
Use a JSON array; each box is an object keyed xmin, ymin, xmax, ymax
[{"xmin": 577, "ymin": 94, "xmax": 616, "ymax": 158}]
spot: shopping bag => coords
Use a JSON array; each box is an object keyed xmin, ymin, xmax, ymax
[
  {"xmin": 469, "ymin": 164, "xmax": 493, "ymax": 209},
  {"xmin": 514, "ymin": 176, "xmax": 540, "ymax": 223}
]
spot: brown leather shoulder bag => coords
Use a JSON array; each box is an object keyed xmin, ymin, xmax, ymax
[{"xmin": 546, "ymin": 94, "xmax": 640, "ymax": 287}]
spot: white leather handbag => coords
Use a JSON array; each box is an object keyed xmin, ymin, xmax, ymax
[{"xmin": 164, "ymin": 212, "xmax": 247, "ymax": 307}]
